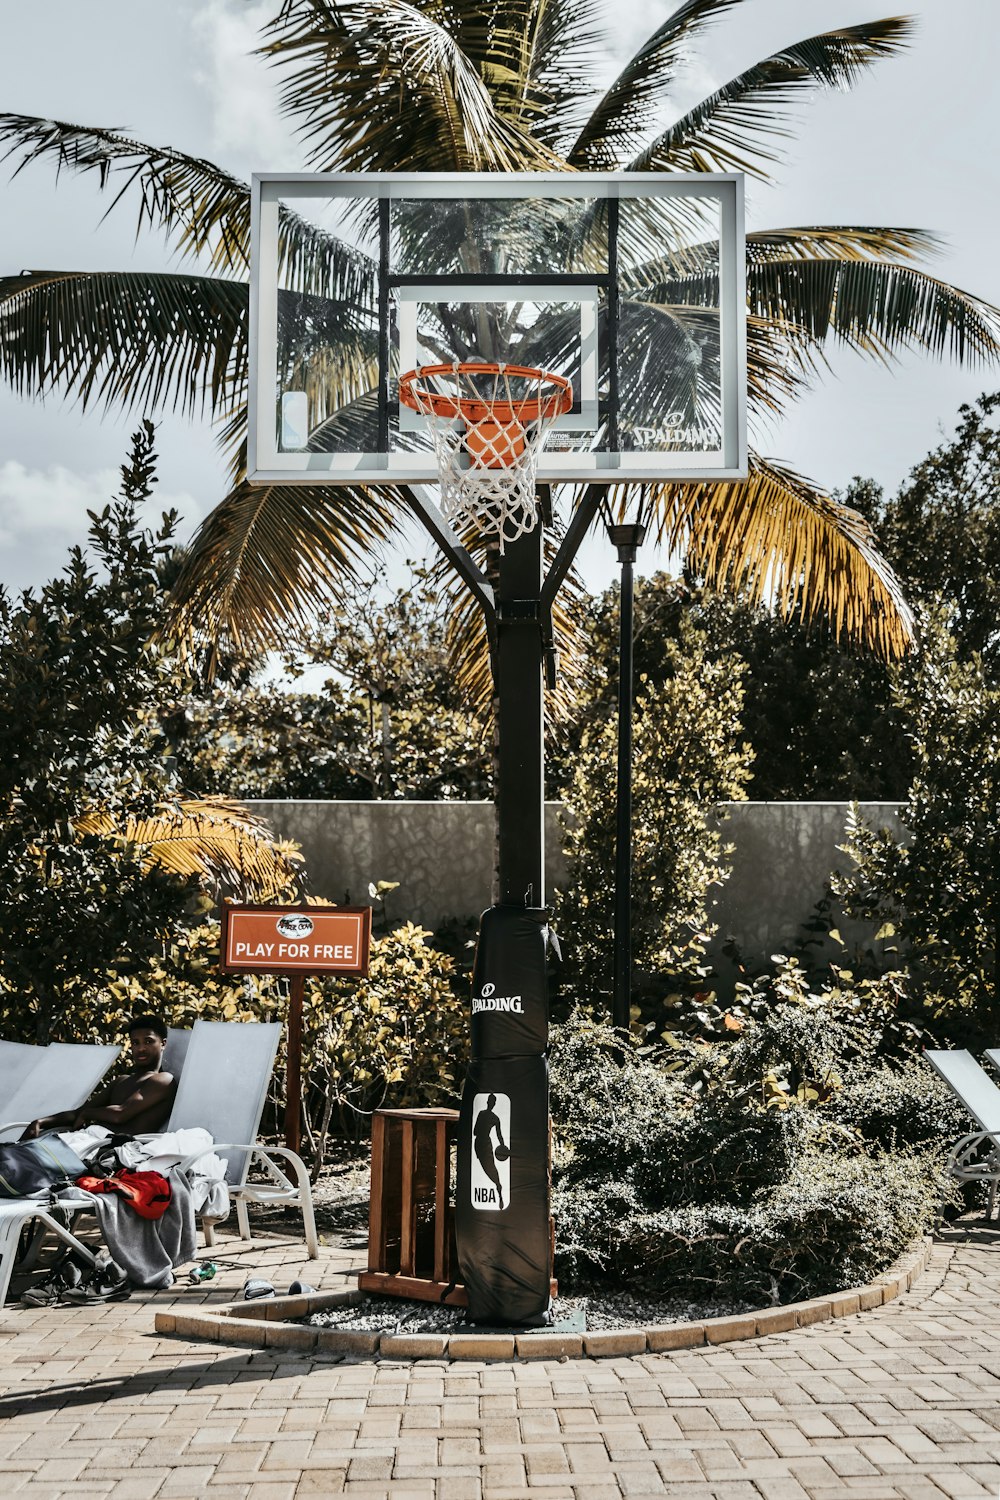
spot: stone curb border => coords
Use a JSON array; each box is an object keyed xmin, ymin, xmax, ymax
[{"xmin": 155, "ymin": 1236, "xmax": 933, "ymax": 1362}]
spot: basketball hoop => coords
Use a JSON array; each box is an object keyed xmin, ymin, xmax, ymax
[{"xmin": 399, "ymin": 362, "xmax": 573, "ymax": 550}]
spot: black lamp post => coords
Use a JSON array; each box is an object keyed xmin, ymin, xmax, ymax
[{"xmin": 608, "ymin": 520, "xmax": 647, "ymax": 1030}]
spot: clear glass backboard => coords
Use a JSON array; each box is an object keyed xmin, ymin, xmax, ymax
[{"xmin": 248, "ymin": 172, "xmax": 746, "ymax": 485}]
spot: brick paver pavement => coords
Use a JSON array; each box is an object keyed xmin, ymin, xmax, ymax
[{"xmin": 2, "ymin": 1223, "xmax": 1000, "ymax": 1499}]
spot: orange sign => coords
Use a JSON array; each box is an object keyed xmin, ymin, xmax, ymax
[{"xmin": 220, "ymin": 904, "xmax": 371, "ymax": 975}]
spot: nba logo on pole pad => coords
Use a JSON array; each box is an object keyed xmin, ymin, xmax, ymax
[{"xmin": 471, "ymin": 1092, "xmax": 511, "ymax": 1211}]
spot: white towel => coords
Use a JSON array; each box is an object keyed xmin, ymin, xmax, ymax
[
  {"xmin": 118, "ymin": 1127, "xmax": 230, "ymax": 1218},
  {"xmin": 57, "ymin": 1124, "xmax": 112, "ymax": 1159}
]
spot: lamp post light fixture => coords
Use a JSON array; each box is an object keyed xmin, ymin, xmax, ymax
[{"xmin": 608, "ymin": 519, "xmax": 647, "ymax": 1031}]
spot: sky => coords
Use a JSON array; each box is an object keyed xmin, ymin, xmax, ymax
[{"xmin": 1, "ymin": 0, "xmax": 998, "ymax": 600}]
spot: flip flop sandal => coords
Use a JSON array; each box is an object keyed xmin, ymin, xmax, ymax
[{"xmin": 242, "ymin": 1279, "xmax": 275, "ymax": 1300}]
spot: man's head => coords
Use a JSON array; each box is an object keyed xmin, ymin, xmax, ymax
[{"xmin": 127, "ymin": 1014, "xmax": 168, "ymax": 1072}]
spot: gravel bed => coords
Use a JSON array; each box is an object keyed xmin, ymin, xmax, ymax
[{"xmin": 305, "ymin": 1288, "xmax": 756, "ymax": 1335}]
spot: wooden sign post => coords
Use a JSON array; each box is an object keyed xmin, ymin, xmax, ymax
[{"xmin": 220, "ymin": 902, "xmax": 372, "ymax": 1155}]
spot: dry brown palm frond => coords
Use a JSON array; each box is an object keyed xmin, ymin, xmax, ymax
[
  {"xmin": 622, "ymin": 457, "xmax": 913, "ymax": 660},
  {"xmin": 165, "ymin": 480, "xmax": 404, "ymax": 667},
  {"xmin": 76, "ymin": 797, "xmax": 304, "ymax": 901}
]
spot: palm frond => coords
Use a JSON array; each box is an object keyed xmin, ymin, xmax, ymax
[
  {"xmin": 262, "ymin": 0, "xmax": 567, "ymax": 175},
  {"xmin": 746, "ymin": 226, "xmax": 943, "ymax": 265},
  {"xmin": 408, "ymin": 0, "xmax": 606, "ymax": 151},
  {"xmin": 624, "ymin": 226, "xmax": 944, "ymax": 284},
  {"xmin": 748, "ymin": 258, "xmax": 1000, "ymax": 366},
  {"xmin": 165, "ymin": 480, "xmax": 403, "ymax": 664},
  {"xmin": 569, "ymin": 0, "xmax": 740, "ymax": 167},
  {"xmin": 636, "ymin": 455, "xmax": 914, "ymax": 660},
  {"xmin": 0, "ymin": 113, "xmax": 375, "ymax": 298},
  {"xmin": 642, "ymin": 259, "xmax": 1000, "ymax": 368},
  {"xmin": 77, "ymin": 797, "xmax": 303, "ymax": 900},
  {"xmin": 626, "ymin": 17, "xmax": 913, "ymax": 177},
  {"xmin": 0, "ymin": 270, "xmax": 248, "ymax": 418}
]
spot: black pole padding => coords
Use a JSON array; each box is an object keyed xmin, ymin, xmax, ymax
[
  {"xmin": 495, "ymin": 527, "xmax": 545, "ymax": 907},
  {"xmin": 455, "ymin": 904, "xmax": 553, "ymax": 1326},
  {"xmin": 608, "ymin": 523, "xmax": 646, "ymax": 1031},
  {"xmin": 455, "ymin": 1054, "xmax": 551, "ymax": 1326}
]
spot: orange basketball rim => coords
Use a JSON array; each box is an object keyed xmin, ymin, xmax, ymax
[{"xmin": 399, "ymin": 362, "xmax": 573, "ymax": 470}]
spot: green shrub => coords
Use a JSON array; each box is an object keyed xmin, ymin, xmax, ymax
[
  {"xmin": 302, "ymin": 921, "xmax": 467, "ymax": 1148},
  {"xmin": 556, "ymin": 621, "xmax": 752, "ymax": 1015},
  {"xmin": 550, "ymin": 1002, "xmax": 956, "ymax": 1305},
  {"xmin": 555, "ymin": 1151, "xmax": 940, "ymax": 1304},
  {"xmin": 834, "ymin": 612, "xmax": 1000, "ymax": 1036}
]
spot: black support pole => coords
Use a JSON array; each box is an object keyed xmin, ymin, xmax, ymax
[
  {"xmin": 609, "ymin": 523, "xmax": 646, "ymax": 1030},
  {"xmin": 495, "ymin": 526, "xmax": 546, "ymax": 907}
]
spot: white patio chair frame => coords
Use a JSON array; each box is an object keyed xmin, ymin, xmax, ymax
[
  {"xmin": 0, "ymin": 1199, "xmax": 98, "ymax": 1309},
  {"xmin": 139, "ymin": 1019, "xmax": 318, "ymax": 1259},
  {"xmin": 178, "ymin": 1141, "xmax": 319, "ymax": 1257},
  {"xmin": 926, "ymin": 1049, "xmax": 1000, "ymax": 1217}
]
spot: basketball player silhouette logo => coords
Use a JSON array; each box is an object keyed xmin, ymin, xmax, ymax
[{"xmin": 473, "ymin": 1093, "xmax": 510, "ymax": 1210}]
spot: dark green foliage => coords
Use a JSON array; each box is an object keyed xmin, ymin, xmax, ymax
[
  {"xmin": 550, "ymin": 1001, "xmax": 957, "ymax": 1304},
  {"xmin": 0, "ymin": 425, "xmax": 200, "ymax": 1042},
  {"xmin": 165, "ymin": 562, "xmax": 493, "ymax": 801},
  {"xmin": 548, "ymin": 562, "xmax": 910, "ymax": 804},
  {"xmin": 878, "ymin": 392, "xmax": 1000, "ymax": 672},
  {"xmin": 551, "ymin": 393, "xmax": 1000, "ymax": 805},
  {"xmin": 828, "ymin": 1065, "xmax": 966, "ymax": 1153},
  {"xmin": 556, "ymin": 618, "xmax": 753, "ymax": 1012},
  {"xmin": 835, "ymin": 613, "xmax": 1000, "ymax": 1029}
]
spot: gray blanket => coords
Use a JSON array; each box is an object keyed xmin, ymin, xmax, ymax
[{"xmin": 58, "ymin": 1166, "xmax": 197, "ymax": 1289}]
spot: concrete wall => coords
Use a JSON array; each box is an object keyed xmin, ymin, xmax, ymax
[
  {"xmin": 249, "ymin": 800, "xmax": 570, "ymax": 931},
  {"xmin": 247, "ymin": 800, "xmax": 905, "ymax": 985},
  {"xmin": 706, "ymin": 802, "xmax": 906, "ymax": 993}
]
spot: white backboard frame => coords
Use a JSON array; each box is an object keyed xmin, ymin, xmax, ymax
[{"xmin": 248, "ymin": 171, "xmax": 747, "ymax": 486}]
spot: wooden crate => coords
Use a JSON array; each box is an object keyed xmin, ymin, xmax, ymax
[
  {"xmin": 358, "ymin": 1106, "xmax": 558, "ymax": 1307},
  {"xmin": 359, "ymin": 1107, "xmax": 464, "ymax": 1304}
]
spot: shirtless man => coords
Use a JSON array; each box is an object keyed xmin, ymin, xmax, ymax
[{"xmin": 19, "ymin": 1015, "xmax": 176, "ymax": 1140}]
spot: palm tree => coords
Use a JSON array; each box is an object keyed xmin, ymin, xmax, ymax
[
  {"xmin": 7, "ymin": 0, "xmax": 998, "ymax": 1326},
  {"xmin": 2, "ymin": 0, "xmax": 998, "ymax": 678}
]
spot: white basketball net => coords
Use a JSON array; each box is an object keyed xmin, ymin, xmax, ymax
[{"xmin": 400, "ymin": 363, "xmax": 571, "ymax": 552}]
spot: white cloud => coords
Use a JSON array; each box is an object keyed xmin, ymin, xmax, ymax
[
  {"xmin": 190, "ymin": 0, "xmax": 301, "ymax": 176},
  {"xmin": 0, "ymin": 461, "xmax": 205, "ymax": 591}
]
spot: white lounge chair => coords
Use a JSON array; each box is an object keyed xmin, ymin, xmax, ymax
[
  {"xmin": 0, "ymin": 1041, "xmax": 47, "ymax": 1113},
  {"xmin": 0, "ymin": 1020, "xmax": 317, "ymax": 1304},
  {"xmin": 0, "ymin": 1042, "xmax": 123, "ymax": 1299},
  {"xmin": 161, "ymin": 1019, "xmax": 318, "ymax": 1258},
  {"xmin": 926, "ymin": 1049, "xmax": 1000, "ymax": 1216},
  {"xmin": 0, "ymin": 1043, "xmax": 121, "ymax": 1142},
  {"xmin": 160, "ymin": 1027, "xmax": 191, "ymax": 1081}
]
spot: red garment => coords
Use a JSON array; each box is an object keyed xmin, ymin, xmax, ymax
[{"xmin": 75, "ymin": 1168, "xmax": 172, "ymax": 1221}]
